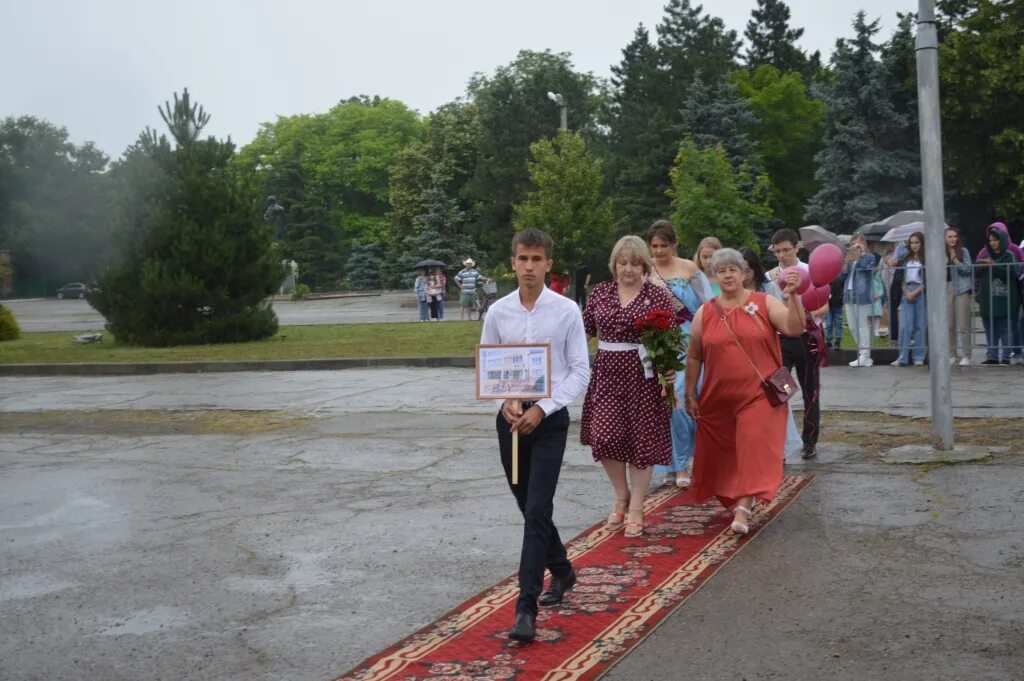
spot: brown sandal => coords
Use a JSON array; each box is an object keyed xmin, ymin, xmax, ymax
[{"xmin": 624, "ymin": 511, "xmax": 644, "ymax": 538}]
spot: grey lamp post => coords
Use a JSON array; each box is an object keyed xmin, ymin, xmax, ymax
[
  {"xmin": 547, "ymin": 92, "xmax": 568, "ymax": 131},
  {"xmin": 916, "ymin": 0, "xmax": 954, "ymax": 449}
]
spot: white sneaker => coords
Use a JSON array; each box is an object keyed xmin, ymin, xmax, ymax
[
  {"xmin": 848, "ymin": 359, "xmax": 863, "ymax": 367},
  {"xmin": 890, "ymin": 359, "xmax": 903, "ymax": 367},
  {"xmin": 861, "ymin": 357, "xmax": 874, "ymax": 367},
  {"xmin": 913, "ymin": 360, "xmax": 926, "ymax": 366},
  {"xmin": 959, "ymin": 357, "xmax": 971, "ymax": 367},
  {"xmin": 949, "ymin": 357, "xmax": 958, "ymax": 365},
  {"xmin": 1013, "ymin": 357, "xmax": 1024, "ymax": 366}
]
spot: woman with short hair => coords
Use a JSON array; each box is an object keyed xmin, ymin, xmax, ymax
[
  {"xmin": 581, "ymin": 235, "xmax": 676, "ymax": 538},
  {"xmin": 684, "ymin": 248, "xmax": 806, "ymax": 535}
]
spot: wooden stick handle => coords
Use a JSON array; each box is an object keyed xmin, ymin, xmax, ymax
[{"xmin": 511, "ymin": 399, "xmax": 520, "ymax": 485}]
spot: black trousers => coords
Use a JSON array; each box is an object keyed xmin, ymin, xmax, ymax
[
  {"xmin": 781, "ymin": 334, "xmax": 820, "ymax": 449},
  {"xmin": 889, "ymin": 283, "xmax": 902, "ymax": 343},
  {"xmin": 496, "ymin": 408, "xmax": 572, "ymax": 617}
]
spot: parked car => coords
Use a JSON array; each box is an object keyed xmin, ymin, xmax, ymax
[{"xmin": 56, "ymin": 282, "xmax": 88, "ymax": 299}]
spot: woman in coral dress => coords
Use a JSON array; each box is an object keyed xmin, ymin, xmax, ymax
[
  {"xmin": 581, "ymin": 236, "xmax": 675, "ymax": 538},
  {"xmin": 683, "ymin": 248, "xmax": 806, "ymax": 534}
]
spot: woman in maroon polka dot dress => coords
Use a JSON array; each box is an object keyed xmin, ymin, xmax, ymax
[{"xmin": 581, "ymin": 235, "xmax": 675, "ymax": 537}]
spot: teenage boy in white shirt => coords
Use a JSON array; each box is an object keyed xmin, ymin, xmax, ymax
[
  {"xmin": 480, "ymin": 228, "xmax": 591, "ymax": 642},
  {"xmin": 767, "ymin": 229, "xmax": 826, "ymax": 459}
]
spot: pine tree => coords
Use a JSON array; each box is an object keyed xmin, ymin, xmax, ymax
[
  {"xmin": 381, "ymin": 176, "xmax": 482, "ymax": 289},
  {"xmin": 344, "ymin": 240, "xmax": 384, "ymax": 290},
  {"xmin": 677, "ymin": 78, "xmax": 761, "ymax": 172},
  {"xmin": 744, "ymin": 0, "xmax": 809, "ymax": 74},
  {"xmin": 91, "ymin": 90, "xmax": 284, "ymax": 346},
  {"xmin": 605, "ymin": 25, "xmax": 672, "ymax": 233},
  {"xmin": 656, "ymin": 0, "xmax": 741, "ymax": 89},
  {"xmin": 804, "ymin": 13, "xmax": 920, "ymax": 231}
]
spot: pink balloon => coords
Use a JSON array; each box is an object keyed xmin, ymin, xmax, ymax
[
  {"xmin": 809, "ymin": 243, "xmax": 844, "ymax": 287},
  {"xmin": 781, "ymin": 266, "xmax": 810, "ymax": 295},
  {"xmin": 801, "ymin": 284, "xmax": 830, "ymax": 311}
]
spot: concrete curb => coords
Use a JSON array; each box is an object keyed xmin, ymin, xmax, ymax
[
  {"xmin": 0, "ymin": 350, "xmax": 903, "ymax": 377},
  {"xmin": 0, "ymin": 356, "xmax": 475, "ymax": 376}
]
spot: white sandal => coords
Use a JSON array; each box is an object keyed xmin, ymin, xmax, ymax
[{"xmin": 730, "ymin": 505, "xmax": 751, "ymax": 535}]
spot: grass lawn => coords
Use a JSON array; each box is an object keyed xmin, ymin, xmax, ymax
[
  {"xmin": 0, "ymin": 322, "xmax": 489, "ymax": 365},
  {"xmin": 0, "ymin": 320, "xmax": 895, "ymax": 366}
]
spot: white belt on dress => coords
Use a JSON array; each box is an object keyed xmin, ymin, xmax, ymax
[{"xmin": 597, "ymin": 341, "xmax": 653, "ymax": 379}]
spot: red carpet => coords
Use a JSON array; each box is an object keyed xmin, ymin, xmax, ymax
[{"xmin": 335, "ymin": 475, "xmax": 813, "ymax": 681}]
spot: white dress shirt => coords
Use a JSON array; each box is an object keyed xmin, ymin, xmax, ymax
[{"xmin": 480, "ymin": 286, "xmax": 591, "ymax": 416}]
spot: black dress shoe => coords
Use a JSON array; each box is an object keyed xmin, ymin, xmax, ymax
[
  {"xmin": 801, "ymin": 445, "xmax": 817, "ymax": 460},
  {"xmin": 509, "ymin": 612, "xmax": 536, "ymax": 642},
  {"xmin": 538, "ymin": 569, "xmax": 576, "ymax": 606}
]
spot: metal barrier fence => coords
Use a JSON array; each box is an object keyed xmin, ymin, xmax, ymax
[{"xmin": 828, "ymin": 261, "xmax": 1023, "ymax": 363}]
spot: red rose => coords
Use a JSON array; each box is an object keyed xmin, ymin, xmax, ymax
[
  {"xmin": 654, "ymin": 317, "xmax": 671, "ymax": 331},
  {"xmin": 634, "ymin": 318, "xmax": 646, "ymax": 332}
]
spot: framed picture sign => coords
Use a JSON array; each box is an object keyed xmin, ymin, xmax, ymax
[{"xmin": 475, "ymin": 343, "xmax": 553, "ymax": 401}]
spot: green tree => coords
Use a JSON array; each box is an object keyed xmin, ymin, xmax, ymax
[
  {"xmin": 805, "ymin": 12, "xmax": 920, "ymax": 231},
  {"xmin": 512, "ymin": 131, "xmax": 616, "ymax": 270},
  {"xmin": 669, "ymin": 141, "xmax": 772, "ymax": 252},
  {"xmin": 464, "ymin": 50, "xmax": 604, "ymax": 256},
  {"xmin": 387, "ymin": 101, "xmax": 482, "ymax": 242},
  {"xmin": 939, "ymin": 0, "xmax": 1024, "ymax": 224},
  {"xmin": 656, "ymin": 0, "xmax": 741, "ymax": 88},
  {"xmin": 604, "ymin": 24, "xmax": 674, "ymax": 233},
  {"xmin": 678, "ymin": 77, "xmax": 761, "ymax": 171},
  {"xmin": 0, "ymin": 116, "xmax": 114, "ymax": 296},
  {"xmin": 743, "ymin": 0, "xmax": 815, "ymax": 75},
  {"xmin": 91, "ymin": 89, "xmax": 283, "ymax": 346},
  {"xmin": 235, "ymin": 97, "xmax": 422, "ymax": 285},
  {"xmin": 732, "ymin": 65, "xmax": 825, "ymax": 226},
  {"xmin": 383, "ymin": 176, "xmax": 483, "ymax": 289}
]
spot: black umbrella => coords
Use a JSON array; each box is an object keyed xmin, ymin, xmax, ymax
[
  {"xmin": 413, "ymin": 259, "xmax": 446, "ymax": 269},
  {"xmin": 855, "ymin": 210, "xmax": 924, "ymax": 239}
]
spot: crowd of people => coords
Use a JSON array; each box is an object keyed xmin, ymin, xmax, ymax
[
  {"xmin": 480, "ymin": 224, "xmax": 813, "ymax": 643},
  {"xmin": 837, "ymin": 221, "xmax": 1023, "ymax": 367},
  {"xmin": 475, "ymin": 219, "xmax": 1022, "ymax": 643}
]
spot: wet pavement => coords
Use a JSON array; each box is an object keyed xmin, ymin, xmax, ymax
[
  {"xmin": 1, "ymin": 367, "xmax": 1022, "ymax": 680},
  {"xmin": 3, "ymin": 292, "xmax": 422, "ymax": 332}
]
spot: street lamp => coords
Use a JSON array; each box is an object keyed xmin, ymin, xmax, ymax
[{"xmin": 547, "ymin": 91, "xmax": 568, "ymax": 131}]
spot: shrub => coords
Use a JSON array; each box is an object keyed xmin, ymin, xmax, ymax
[
  {"xmin": 0, "ymin": 303, "xmax": 20, "ymax": 341},
  {"xmin": 291, "ymin": 283, "xmax": 311, "ymax": 300}
]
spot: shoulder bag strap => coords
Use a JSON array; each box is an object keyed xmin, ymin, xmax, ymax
[{"xmin": 709, "ymin": 297, "xmax": 768, "ymax": 386}]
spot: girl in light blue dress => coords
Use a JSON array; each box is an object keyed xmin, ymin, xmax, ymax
[{"xmin": 647, "ymin": 221, "xmax": 710, "ymax": 488}]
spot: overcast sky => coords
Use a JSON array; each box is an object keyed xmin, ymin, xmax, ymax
[{"xmin": 2, "ymin": 0, "xmax": 909, "ymax": 158}]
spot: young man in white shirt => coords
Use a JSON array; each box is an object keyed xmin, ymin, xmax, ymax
[
  {"xmin": 480, "ymin": 228, "xmax": 591, "ymax": 642},
  {"xmin": 767, "ymin": 229, "xmax": 825, "ymax": 459}
]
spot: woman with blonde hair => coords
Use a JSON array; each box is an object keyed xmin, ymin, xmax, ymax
[
  {"xmin": 581, "ymin": 235, "xmax": 676, "ymax": 537},
  {"xmin": 694, "ymin": 236, "xmax": 723, "ymax": 297}
]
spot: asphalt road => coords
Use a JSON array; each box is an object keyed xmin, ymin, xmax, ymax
[
  {"xmin": 2, "ymin": 292, "xmax": 424, "ymax": 332},
  {"xmin": 1, "ymin": 367, "xmax": 1022, "ymax": 681}
]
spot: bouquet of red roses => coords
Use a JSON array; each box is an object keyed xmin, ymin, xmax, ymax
[{"xmin": 634, "ymin": 309, "xmax": 687, "ymax": 408}]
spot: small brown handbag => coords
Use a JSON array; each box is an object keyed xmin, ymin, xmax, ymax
[{"xmin": 709, "ymin": 298, "xmax": 795, "ymax": 406}]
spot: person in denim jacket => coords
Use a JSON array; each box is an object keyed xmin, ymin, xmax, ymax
[
  {"xmin": 843, "ymin": 234, "xmax": 878, "ymax": 367},
  {"xmin": 944, "ymin": 228, "xmax": 974, "ymax": 365},
  {"xmin": 893, "ymin": 233, "xmax": 928, "ymax": 366},
  {"xmin": 825, "ymin": 272, "xmax": 845, "ymax": 350}
]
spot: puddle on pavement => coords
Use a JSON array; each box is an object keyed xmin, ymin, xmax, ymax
[{"xmin": 0, "ymin": 409, "xmax": 311, "ymax": 436}]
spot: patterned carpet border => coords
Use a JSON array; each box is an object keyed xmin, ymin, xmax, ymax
[{"xmin": 334, "ymin": 475, "xmax": 814, "ymax": 681}]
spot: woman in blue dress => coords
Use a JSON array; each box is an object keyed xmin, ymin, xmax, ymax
[{"xmin": 647, "ymin": 220, "xmax": 710, "ymax": 488}]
